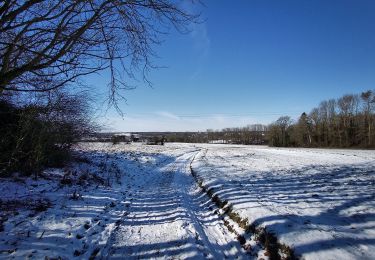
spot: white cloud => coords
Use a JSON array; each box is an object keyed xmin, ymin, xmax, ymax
[
  {"xmin": 155, "ymin": 111, "xmax": 180, "ymax": 120},
  {"xmin": 191, "ymin": 21, "xmax": 210, "ymax": 57}
]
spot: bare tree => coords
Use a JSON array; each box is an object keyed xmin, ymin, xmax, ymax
[
  {"xmin": 268, "ymin": 116, "xmax": 293, "ymax": 147},
  {"xmin": 337, "ymin": 94, "xmax": 359, "ymax": 146},
  {"xmin": 295, "ymin": 112, "xmax": 312, "ymax": 147},
  {"xmin": 0, "ymin": 0, "xmax": 198, "ymax": 108},
  {"xmin": 360, "ymin": 90, "xmax": 375, "ymax": 146}
]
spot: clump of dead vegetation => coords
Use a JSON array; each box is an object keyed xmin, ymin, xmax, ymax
[{"xmin": 0, "ymin": 197, "xmax": 52, "ymax": 228}]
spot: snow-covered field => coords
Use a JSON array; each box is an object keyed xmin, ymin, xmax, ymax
[
  {"xmin": 0, "ymin": 142, "xmax": 374, "ymax": 259},
  {"xmin": 191, "ymin": 144, "xmax": 375, "ymax": 260},
  {"xmin": 0, "ymin": 143, "xmax": 253, "ymax": 259}
]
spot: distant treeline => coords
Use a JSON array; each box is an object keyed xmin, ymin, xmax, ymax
[
  {"xmin": 167, "ymin": 90, "xmax": 375, "ymax": 149},
  {"xmin": 84, "ymin": 89, "xmax": 375, "ymax": 150},
  {"xmin": 166, "ymin": 124, "xmax": 268, "ymax": 145},
  {"xmin": 268, "ymin": 90, "xmax": 375, "ymax": 148}
]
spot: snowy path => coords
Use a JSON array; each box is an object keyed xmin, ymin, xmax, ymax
[
  {"xmin": 101, "ymin": 149, "xmax": 246, "ymax": 259},
  {"xmin": 0, "ymin": 144, "xmax": 252, "ymax": 259}
]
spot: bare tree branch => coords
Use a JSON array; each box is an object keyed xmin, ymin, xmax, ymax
[{"xmin": 0, "ymin": 0, "xmax": 199, "ymax": 108}]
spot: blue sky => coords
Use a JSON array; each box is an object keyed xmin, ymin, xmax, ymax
[{"xmin": 89, "ymin": 0, "xmax": 375, "ymax": 132}]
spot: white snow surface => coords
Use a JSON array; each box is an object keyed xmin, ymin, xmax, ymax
[
  {"xmin": 190, "ymin": 144, "xmax": 375, "ymax": 260},
  {"xmin": 0, "ymin": 142, "xmax": 374, "ymax": 259},
  {"xmin": 0, "ymin": 143, "xmax": 249, "ymax": 259}
]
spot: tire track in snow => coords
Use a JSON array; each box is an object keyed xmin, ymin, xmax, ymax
[
  {"xmin": 102, "ymin": 148, "xmax": 248, "ymax": 259},
  {"xmin": 170, "ymin": 151, "xmax": 242, "ymax": 259}
]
